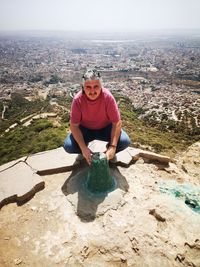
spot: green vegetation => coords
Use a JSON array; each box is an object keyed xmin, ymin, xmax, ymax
[
  {"xmin": 28, "ymin": 74, "xmax": 44, "ymax": 83},
  {"xmin": 0, "ymin": 93, "xmax": 53, "ymax": 132},
  {"xmin": 0, "ymin": 92, "xmax": 198, "ymax": 166},
  {"xmin": 142, "ymin": 109, "xmax": 200, "ymax": 138},
  {"xmin": 117, "ymin": 94, "xmax": 197, "ymax": 157},
  {"xmin": 0, "ymin": 93, "xmax": 71, "ymax": 165},
  {"xmin": 43, "ymin": 74, "xmax": 63, "ymax": 86},
  {"xmin": 0, "ymin": 120, "xmax": 68, "ymax": 165}
]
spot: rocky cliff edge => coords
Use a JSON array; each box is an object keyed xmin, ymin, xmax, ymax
[{"xmin": 0, "ymin": 141, "xmax": 200, "ymax": 267}]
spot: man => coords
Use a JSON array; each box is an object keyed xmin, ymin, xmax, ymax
[{"xmin": 63, "ymin": 69, "xmax": 130, "ymax": 165}]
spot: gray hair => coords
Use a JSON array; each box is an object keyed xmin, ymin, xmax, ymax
[{"xmin": 82, "ymin": 69, "xmax": 102, "ymax": 83}]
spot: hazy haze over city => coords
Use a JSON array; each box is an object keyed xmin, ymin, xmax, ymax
[{"xmin": 0, "ymin": 0, "xmax": 200, "ymax": 32}]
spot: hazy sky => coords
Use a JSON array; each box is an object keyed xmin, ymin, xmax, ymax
[{"xmin": 0, "ymin": 0, "xmax": 200, "ymax": 32}]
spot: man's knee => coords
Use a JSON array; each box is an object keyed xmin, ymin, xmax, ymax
[
  {"xmin": 121, "ymin": 137, "xmax": 131, "ymax": 150},
  {"xmin": 117, "ymin": 130, "xmax": 131, "ymax": 151},
  {"xmin": 124, "ymin": 134, "xmax": 131, "ymax": 146},
  {"xmin": 63, "ymin": 139, "xmax": 72, "ymax": 153},
  {"xmin": 63, "ymin": 134, "xmax": 73, "ymax": 153},
  {"xmin": 63, "ymin": 134, "xmax": 81, "ymax": 154}
]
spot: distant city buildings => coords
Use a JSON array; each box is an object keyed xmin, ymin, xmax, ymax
[{"xmin": 0, "ymin": 34, "xmax": 199, "ymax": 128}]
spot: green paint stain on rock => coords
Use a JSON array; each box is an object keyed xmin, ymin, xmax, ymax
[{"xmin": 159, "ymin": 181, "xmax": 200, "ymax": 214}]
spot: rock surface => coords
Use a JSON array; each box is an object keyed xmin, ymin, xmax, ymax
[
  {"xmin": 0, "ymin": 141, "xmax": 200, "ymax": 267},
  {"xmin": 0, "ymin": 162, "xmax": 44, "ymax": 209},
  {"xmin": 177, "ymin": 142, "xmax": 200, "ymax": 184},
  {"xmin": 26, "ymin": 147, "xmax": 78, "ymax": 175}
]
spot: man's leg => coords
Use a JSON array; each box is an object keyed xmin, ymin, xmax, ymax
[
  {"xmin": 95, "ymin": 124, "xmax": 131, "ymax": 153},
  {"xmin": 63, "ymin": 125, "xmax": 95, "ymax": 154},
  {"xmin": 63, "ymin": 133, "xmax": 82, "ymax": 153},
  {"xmin": 116, "ymin": 129, "xmax": 131, "ymax": 153}
]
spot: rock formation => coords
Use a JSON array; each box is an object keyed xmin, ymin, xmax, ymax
[{"xmin": 0, "ymin": 141, "xmax": 199, "ymax": 267}]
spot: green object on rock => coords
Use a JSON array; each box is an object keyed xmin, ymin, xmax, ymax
[{"xmin": 86, "ymin": 152, "xmax": 115, "ymax": 194}]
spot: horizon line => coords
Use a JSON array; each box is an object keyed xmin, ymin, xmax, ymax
[{"xmin": 0, "ymin": 28, "xmax": 200, "ymax": 33}]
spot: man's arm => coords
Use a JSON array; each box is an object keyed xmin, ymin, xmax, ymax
[
  {"xmin": 106, "ymin": 120, "xmax": 122, "ymax": 160},
  {"xmin": 70, "ymin": 123, "xmax": 92, "ymax": 165}
]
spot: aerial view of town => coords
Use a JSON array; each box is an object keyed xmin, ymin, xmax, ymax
[{"xmin": 0, "ymin": 30, "xmax": 200, "ymax": 164}]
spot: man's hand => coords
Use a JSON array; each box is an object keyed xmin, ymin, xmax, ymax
[
  {"xmin": 81, "ymin": 147, "xmax": 92, "ymax": 165},
  {"xmin": 70, "ymin": 123, "xmax": 92, "ymax": 165},
  {"xmin": 106, "ymin": 146, "xmax": 116, "ymax": 161}
]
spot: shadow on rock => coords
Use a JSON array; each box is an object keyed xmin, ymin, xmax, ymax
[{"xmin": 61, "ymin": 162, "xmax": 129, "ymax": 222}]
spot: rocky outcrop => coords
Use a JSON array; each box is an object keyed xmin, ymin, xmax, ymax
[
  {"xmin": 0, "ymin": 142, "xmax": 173, "ymax": 209},
  {"xmin": 177, "ymin": 142, "xmax": 200, "ymax": 184},
  {"xmin": 0, "ymin": 161, "xmax": 44, "ymax": 209},
  {"xmin": 0, "ymin": 141, "xmax": 199, "ymax": 267}
]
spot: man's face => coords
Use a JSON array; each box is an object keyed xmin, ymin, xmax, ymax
[{"xmin": 83, "ymin": 80, "xmax": 102, "ymax": 100}]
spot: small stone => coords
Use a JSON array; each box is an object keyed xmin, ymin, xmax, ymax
[
  {"xmin": 121, "ymin": 256, "xmax": 127, "ymax": 263},
  {"xmin": 30, "ymin": 206, "xmax": 37, "ymax": 211},
  {"xmin": 149, "ymin": 209, "xmax": 166, "ymax": 222},
  {"xmin": 23, "ymin": 236, "xmax": 30, "ymax": 242},
  {"xmin": 14, "ymin": 258, "xmax": 22, "ymax": 265},
  {"xmin": 4, "ymin": 237, "xmax": 10, "ymax": 240}
]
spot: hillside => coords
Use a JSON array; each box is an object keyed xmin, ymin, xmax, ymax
[{"xmin": 0, "ymin": 93, "xmax": 198, "ymax": 166}]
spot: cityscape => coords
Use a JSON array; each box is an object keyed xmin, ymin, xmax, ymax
[{"xmin": 0, "ymin": 31, "xmax": 199, "ymax": 132}]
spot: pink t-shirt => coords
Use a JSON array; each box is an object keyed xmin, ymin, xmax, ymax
[{"xmin": 70, "ymin": 88, "xmax": 121, "ymax": 129}]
